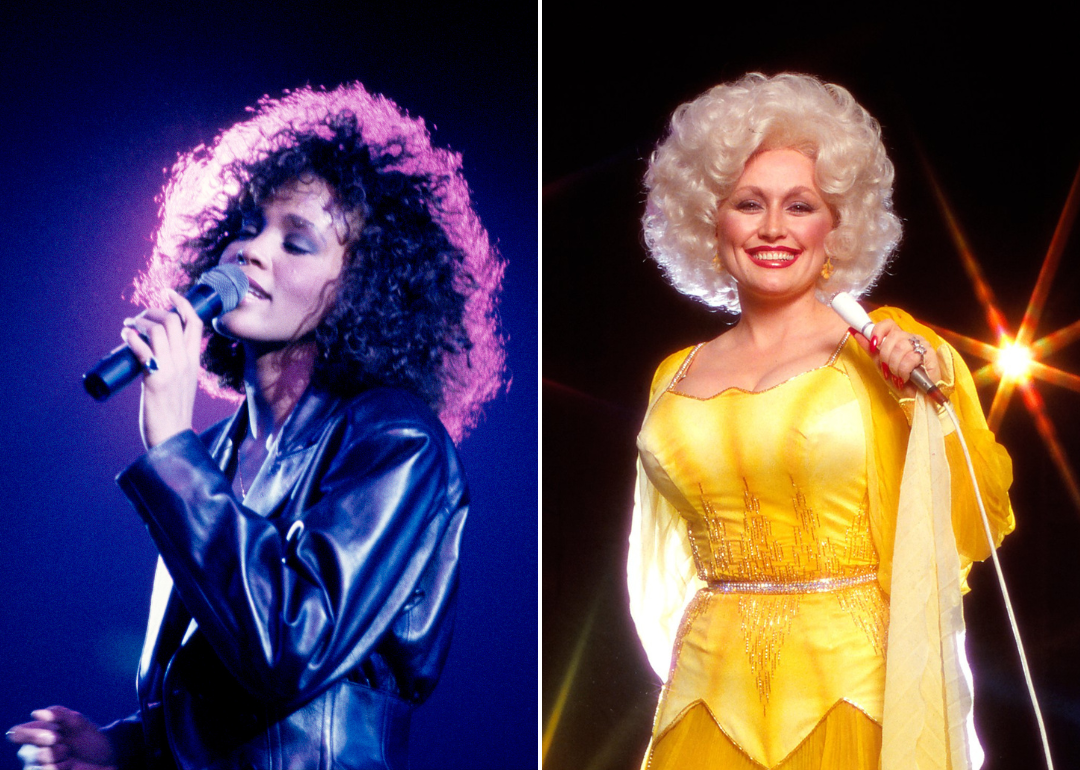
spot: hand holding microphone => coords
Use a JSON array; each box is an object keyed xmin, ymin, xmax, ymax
[
  {"xmin": 83, "ymin": 265, "xmax": 248, "ymax": 401},
  {"xmin": 830, "ymin": 292, "xmax": 948, "ymax": 405}
]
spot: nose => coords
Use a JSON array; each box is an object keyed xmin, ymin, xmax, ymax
[
  {"xmin": 759, "ymin": 205, "xmax": 786, "ymax": 241},
  {"xmin": 235, "ymin": 240, "xmax": 269, "ymax": 269}
]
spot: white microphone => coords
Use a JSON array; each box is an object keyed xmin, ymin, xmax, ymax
[{"xmin": 830, "ymin": 292, "xmax": 948, "ymax": 405}]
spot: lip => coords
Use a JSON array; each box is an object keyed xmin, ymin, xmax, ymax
[
  {"xmin": 745, "ymin": 246, "xmax": 800, "ymax": 267},
  {"xmin": 244, "ymin": 276, "xmax": 271, "ymax": 301}
]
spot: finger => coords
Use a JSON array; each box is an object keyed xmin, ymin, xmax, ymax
[
  {"xmin": 121, "ymin": 329, "xmax": 156, "ymax": 370},
  {"xmin": 37, "ymin": 707, "xmax": 87, "ymax": 734},
  {"xmin": 6, "ymin": 722, "xmax": 58, "ymax": 746},
  {"xmin": 34, "ymin": 742, "xmax": 67, "ymax": 764},
  {"xmin": 123, "ymin": 307, "xmax": 173, "ymax": 338},
  {"xmin": 17, "ymin": 742, "xmax": 42, "ymax": 765},
  {"xmin": 143, "ymin": 320, "xmax": 175, "ymax": 366},
  {"xmin": 869, "ymin": 318, "xmax": 898, "ymax": 355},
  {"xmin": 168, "ymin": 289, "xmax": 205, "ymax": 361},
  {"xmin": 167, "ymin": 289, "xmax": 203, "ymax": 332}
]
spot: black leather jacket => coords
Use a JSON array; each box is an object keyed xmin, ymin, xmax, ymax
[{"xmin": 102, "ymin": 386, "xmax": 468, "ymax": 770}]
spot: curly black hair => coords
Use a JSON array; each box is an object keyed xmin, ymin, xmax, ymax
[{"xmin": 136, "ymin": 84, "xmax": 505, "ymax": 441}]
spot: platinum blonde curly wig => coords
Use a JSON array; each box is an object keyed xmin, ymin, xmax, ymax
[{"xmin": 643, "ymin": 72, "xmax": 902, "ymax": 313}]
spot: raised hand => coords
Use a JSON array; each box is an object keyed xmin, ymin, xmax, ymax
[
  {"xmin": 121, "ymin": 289, "xmax": 205, "ymax": 449},
  {"xmin": 7, "ymin": 706, "xmax": 116, "ymax": 770},
  {"xmin": 850, "ymin": 317, "xmax": 941, "ymax": 399}
]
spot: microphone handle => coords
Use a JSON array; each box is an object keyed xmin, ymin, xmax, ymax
[
  {"xmin": 82, "ymin": 284, "xmax": 223, "ymax": 401},
  {"xmin": 830, "ymin": 292, "xmax": 949, "ymax": 406}
]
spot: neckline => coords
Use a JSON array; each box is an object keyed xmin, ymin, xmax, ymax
[{"xmin": 666, "ymin": 332, "xmax": 850, "ymax": 400}]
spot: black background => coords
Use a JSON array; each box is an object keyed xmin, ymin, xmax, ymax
[{"xmin": 544, "ymin": 11, "xmax": 1080, "ymax": 770}]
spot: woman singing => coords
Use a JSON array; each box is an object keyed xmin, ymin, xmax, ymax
[
  {"xmin": 8, "ymin": 83, "xmax": 504, "ymax": 769},
  {"xmin": 628, "ymin": 73, "xmax": 1014, "ymax": 769}
]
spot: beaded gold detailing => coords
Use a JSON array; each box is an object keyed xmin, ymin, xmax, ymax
[
  {"xmin": 709, "ymin": 568, "xmax": 877, "ymax": 595},
  {"xmin": 667, "ymin": 590, "xmax": 712, "ymax": 684},
  {"xmin": 685, "ymin": 478, "xmax": 887, "ymax": 707},
  {"xmin": 837, "ymin": 582, "xmax": 888, "ymax": 657},
  {"xmin": 688, "ymin": 479, "xmax": 877, "ymax": 585},
  {"xmin": 738, "ymin": 593, "xmax": 799, "ymax": 706}
]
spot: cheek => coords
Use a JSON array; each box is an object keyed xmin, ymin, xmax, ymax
[
  {"xmin": 715, "ymin": 213, "xmax": 743, "ymax": 249},
  {"xmin": 802, "ymin": 219, "xmax": 834, "ymax": 251}
]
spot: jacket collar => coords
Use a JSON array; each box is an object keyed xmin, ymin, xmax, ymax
[
  {"xmin": 205, "ymin": 385, "xmax": 344, "ymax": 517},
  {"xmin": 206, "ymin": 385, "xmax": 344, "ymax": 465}
]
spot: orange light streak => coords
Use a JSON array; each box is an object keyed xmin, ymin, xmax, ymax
[
  {"xmin": 1018, "ymin": 381, "xmax": 1080, "ymax": 512},
  {"xmin": 1031, "ymin": 318, "xmax": 1080, "ymax": 359},
  {"xmin": 1027, "ymin": 361, "xmax": 1080, "ymax": 394},
  {"xmin": 1016, "ymin": 163, "xmax": 1080, "ymax": 348},
  {"xmin": 921, "ymin": 156, "xmax": 1080, "ymax": 512},
  {"xmin": 920, "ymin": 155, "xmax": 1011, "ymax": 340}
]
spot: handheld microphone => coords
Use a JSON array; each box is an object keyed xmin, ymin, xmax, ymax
[
  {"xmin": 830, "ymin": 292, "xmax": 949, "ymax": 406},
  {"xmin": 83, "ymin": 265, "xmax": 249, "ymax": 401}
]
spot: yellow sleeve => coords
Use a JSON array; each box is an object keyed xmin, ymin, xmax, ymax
[
  {"xmin": 626, "ymin": 349, "xmax": 705, "ymax": 681},
  {"xmin": 870, "ymin": 307, "xmax": 1015, "ymax": 570}
]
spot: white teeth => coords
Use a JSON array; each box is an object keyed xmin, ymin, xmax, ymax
[{"xmin": 751, "ymin": 251, "xmax": 796, "ymax": 262}]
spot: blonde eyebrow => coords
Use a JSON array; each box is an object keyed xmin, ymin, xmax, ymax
[{"xmin": 732, "ymin": 185, "xmax": 820, "ymax": 198}]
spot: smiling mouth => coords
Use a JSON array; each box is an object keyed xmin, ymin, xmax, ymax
[{"xmin": 746, "ymin": 248, "xmax": 800, "ymax": 265}]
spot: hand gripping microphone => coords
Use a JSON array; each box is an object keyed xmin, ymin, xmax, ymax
[
  {"xmin": 830, "ymin": 291, "xmax": 949, "ymax": 406},
  {"xmin": 83, "ymin": 265, "xmax": 249, "ymax": 401}
]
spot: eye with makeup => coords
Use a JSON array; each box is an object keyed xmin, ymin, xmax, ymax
[
  {"xmin": 732, "ymin": 198, "xmax": 763, "ymax": 213},
  {"xmin": 787, "ymin": 200, "xmax": 819, "ymax": 214},
  {"xmin": 282, "ymin": 232, "xmax": 317, "ymax": 255}
]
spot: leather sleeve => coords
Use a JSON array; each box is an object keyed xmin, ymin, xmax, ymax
[
  {"xmin": 116, "ymin": 391, "xmax": 467, "ymax": 710},
  {"xmin": 99, "ymin": 713, "xmax": 146, "ymax": 770}
]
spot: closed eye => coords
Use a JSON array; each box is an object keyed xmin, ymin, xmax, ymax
[{"xmin": 283, "ymin": 237, "xmax": 317, "ymax": 254}]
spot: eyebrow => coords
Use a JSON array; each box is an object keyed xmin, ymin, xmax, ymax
[{"xmin": 732, "ymin": 185, "xmax": 820, "ymax": 197}]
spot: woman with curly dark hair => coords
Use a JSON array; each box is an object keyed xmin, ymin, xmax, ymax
[{"xmin": 8, "ymin": 83, "xmax": 504, "ymax": 770}]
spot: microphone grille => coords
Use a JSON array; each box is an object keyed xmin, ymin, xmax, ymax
[{"xmin": 197, "ymin": 264, "xmax": 249, "ymax": 312}]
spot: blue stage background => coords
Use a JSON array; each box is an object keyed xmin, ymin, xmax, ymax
[{"xmin": 0, "ymin": 5, "xmax": 536, "ymax": 769}]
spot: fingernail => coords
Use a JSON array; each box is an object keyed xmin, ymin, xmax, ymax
[
  {"xmin": 882, "ymin": 363, "xmax": 891, "ymax": 378},
  {"xmin": 870, "ymin": 335, "xmax": 880, "ymax": 353},
  {"xmin": 894, "ymin": 375, "xmax": 904, "ymax": 388}
]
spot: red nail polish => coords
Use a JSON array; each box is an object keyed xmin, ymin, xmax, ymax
[
  {"xmin": 894, "ymin": 375, "xmax": 904, "ymax": 389},
  {"xmin": 882, "ymin": 363, "xmax": 891, "ymax": 378},
  {"xmin": 870, "ymin": 335, "xmax": 880, "ymax": 354}
]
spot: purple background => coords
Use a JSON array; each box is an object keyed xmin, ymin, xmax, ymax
[{"xmin": 0, "ymin": 5, "xmax": 536, "ymax": 770}]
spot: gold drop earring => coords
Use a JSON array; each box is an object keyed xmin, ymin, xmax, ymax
[{"xmin": 821, "ymin": 255, "xmax": 834, "ymax": 280}]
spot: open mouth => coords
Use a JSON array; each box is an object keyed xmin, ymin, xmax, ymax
[
  {"xmin": 246, "ymin": 279, "xmax": 271, "ymax": 300},
  {"xmin": 746, "ymin": 248, "xmax": 799, "ymax": 266}
]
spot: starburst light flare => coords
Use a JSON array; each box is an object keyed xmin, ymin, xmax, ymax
[{"xmin": 918, "ymin": 152, "xmax": 1080, "ymax": 513}]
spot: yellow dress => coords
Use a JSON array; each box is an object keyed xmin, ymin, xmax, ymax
[{"xmin": 628, "ymin": 309, "xmax": 1015, "ymax": 770}]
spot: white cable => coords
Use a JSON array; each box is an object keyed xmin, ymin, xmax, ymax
[{"xmin": 944, "ymin": 401, "xmax": 1054, "ymax": 769}]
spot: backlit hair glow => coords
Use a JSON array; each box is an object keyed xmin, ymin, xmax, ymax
[
  {"xmin": 643, "ymin": 72, "xmax": 902, "ymax": 313},
  {"xmin": 135, "ymin": 83, "xmax": 505, "ymax": 441}
]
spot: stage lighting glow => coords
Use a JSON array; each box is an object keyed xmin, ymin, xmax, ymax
[
  {"xmin": 996, "ymin": 342, "xmax": 1034, "ymax": 382},
  {"xmin": 920, "ymin": 156, "xmax": 1080, "ymax": 512}
]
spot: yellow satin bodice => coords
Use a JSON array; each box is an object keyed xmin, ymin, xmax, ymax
[{"xmin": 637, "ymin": 337, "xmax": 888, "ymax": 766}]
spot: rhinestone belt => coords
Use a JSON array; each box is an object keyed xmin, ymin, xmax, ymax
[{"xmin": 707, "ymin": 568, "xmax": 878, "ymax": 595}]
